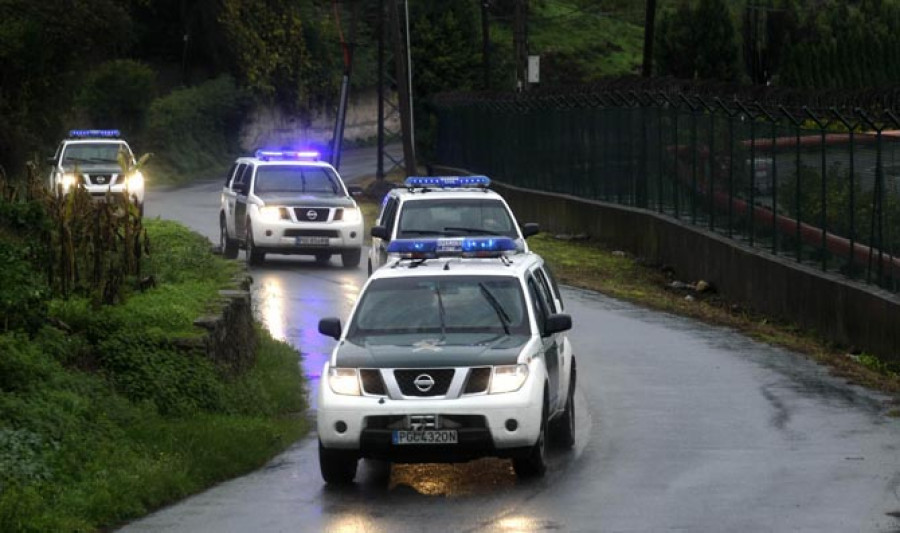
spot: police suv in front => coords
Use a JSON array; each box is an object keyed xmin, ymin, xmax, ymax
[{"xmin": 316, "ymin": 236, "xmax": 576, "ymax": 484}]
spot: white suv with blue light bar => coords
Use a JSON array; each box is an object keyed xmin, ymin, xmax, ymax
[
  {"xmin": 219, "ymin": 149, "xmax": 364, "ymax": 267},
  {"xmin": 48, "ymin": 129, "xmax": 145, "ymax": 214},
  {"xmin": 316, "ymin": 236, "xmax": 576, "ymax": 484},
  {"xmin": 367, "ymin": 175, "xmax": 539, "ymax": 275}
]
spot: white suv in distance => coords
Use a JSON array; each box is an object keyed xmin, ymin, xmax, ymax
[
  {"xmin": 317, "ymin": 236, "xmax": 576, "ymax": 484},
  {"xmin": 48, "ymin": 129, "xmax": 145, "ymax": 215},
  {"xmin": 219, "ymin": 149, "xmax": 364, "ymax": 267},
  {"xmin": 367, "ymin": 176, "xmax": 539, "ymax": 275}
]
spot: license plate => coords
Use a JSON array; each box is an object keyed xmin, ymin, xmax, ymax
[
  {"xmin": 295, "ymin": 236, "xmax": 329, "ymax": 246},
  {"xmin": 392, "ymin": 430, "xmax": 458, "ymax": 445}
]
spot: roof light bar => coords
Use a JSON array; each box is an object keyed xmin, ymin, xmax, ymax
[
  {"xmin": 404, "ymin": 175, "xmax": 491, "ymax": 188},
  {"xmin": 68, "ymin": 129, "xmax": 120, "ymax": 138},
  {"xmin": 255, "ymin": 149, "xmax": 320, "ymax": 161},
  {"xmin": 387, "ymin": 236, "xmax": 518, "ymax": 259}
]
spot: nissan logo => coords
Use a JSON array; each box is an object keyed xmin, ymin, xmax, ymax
[
  {"xmin": 413, "ymin": 374, "xmax": 435, "ymax": 392},
  {"xmin": 306, "ymin": 210, "xmax": 318, "ymax": 220}
]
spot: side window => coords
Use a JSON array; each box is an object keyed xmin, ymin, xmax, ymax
[
  {"xmin": 527, "ymin": 278, "xmax": 550, "ymax": 336},
  {"xmin": 535, "ymin": 267, "xmax": 562, "ymax": 313},
  {"xmin": 382, "ymin": 198, "xmax": 399, "ymax": 236},
  {"xmin": 231, "ymin": 164, "xmax": 247, "ymax": 189},
  {"xmin": 224, "ymin": 163, "xmax": 238, "ymax": 187}
]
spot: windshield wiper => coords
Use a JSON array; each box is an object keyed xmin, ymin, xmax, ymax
[
  {"xmin": 434, "ymin": 285, "xmax": 447, "ymax": 338},
  {"xmin": 443, "ymin": 227, "xmax": 501, "ymax": 235},
  {"xmin": 478, "ymin": 283, "xmax": 511, "ymax": 335},
  {"xmin": 399, "ymin": 229, "xmax": 446, "ymax": 236}
]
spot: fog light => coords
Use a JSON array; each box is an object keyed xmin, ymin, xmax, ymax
[
  {"xmin": 335, "ymin": 421, "xmax": 348, "ymax": 434},
  {"xmin": 350, "ymin": 231, "xmax": 357, "ymax": 239},
  {"xmin": 505, "ymin": 419, "xmax": 518, "ymax": 432},
  {"xmin": 265, "ymin": 230, "xmax": 273, "ymax": 237}
]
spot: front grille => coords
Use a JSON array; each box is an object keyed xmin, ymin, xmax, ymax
[
  {"xmin": 360, "ymin": 369, "xmax": 386, "ymax": 395},
  {"xmin": 394, "ymin": 369, "xmax": 454, "ymax": 397},
  {"xmin": 283, "ymin": 229, "xmax": 339, "ymax": 238},
  {"xmin": 364, "ymin": 414, "xmax": 487, "ymax": 430},
  {"xmin": 463, "ymin": 367, "xmax": 491, "ymax": 394},
  {"xmin": 86, "ymin": 173, "xmax": 116, "ymax": 185},
  {"xmin": 293, "ymin": 208, "xmax": 330, "ymax": 222}
]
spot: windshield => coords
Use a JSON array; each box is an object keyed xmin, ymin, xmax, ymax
[
  {"xmin": 253, "ymin": 165, "xmax": 342, "ymax": 195},
  {"xmin": 347, "ymin": 275, "xmax": 529, "ymax": 340},
  {"xmin": 61, "ymin": 143, "xmax": 129, "ymax": 165},
  {"xmin": 396, "ymin": 198, "xmax": 518, "ymax": 239}
]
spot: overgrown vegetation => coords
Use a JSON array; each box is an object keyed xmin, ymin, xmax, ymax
[{"xmin": 0, "ymin": 178, "xmax": 307, "ymax": 530}]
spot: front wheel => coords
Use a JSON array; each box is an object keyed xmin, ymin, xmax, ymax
[
  {"xmin": 319, "ymin": 441, "xmax": 358, "ymax": 485},
  {"xmin": 220, "ymin": 216, "xmax": 239, "ymax": 259},
  {"xmin": 341, "ymin": 248, "xmax": 361, "ymax": 268},
  {"xmin": 513, "ymin": 392, "xmax": 548, "ymax": 478},
  {"xmin": 245, "ymin": 223, "xmax": 265, "ymax": 266}
]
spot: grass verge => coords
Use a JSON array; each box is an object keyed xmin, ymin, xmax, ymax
[{"xmin": 0, "ymin": 220, "xmax": 307, "ymax": 532}]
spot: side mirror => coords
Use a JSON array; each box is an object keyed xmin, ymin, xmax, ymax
[
  {"xmin": 544, "ymin": 313, "xmax": 572, "ymax": 336},
  {"xmin": 318, "ymin": 317, "xmax": 342, "ymax": 340},
  {"xmin": 371, "ymin": 225, "xmax": 389, "ymax": 240},
  {"xmin": 521, "ymin": 222, "xmax": 540, "ymax": 239},
  {"xmin": 235, "ymin": 182, "xmax": 249, "ymax": 196},
  {"xmin": 347, "ymin": 185, "xmax": 364, "ymax": 197}
]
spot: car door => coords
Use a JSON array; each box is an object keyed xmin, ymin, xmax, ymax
[
  {"xmin": 233, "ymin": 163, "xmax": 253, "ymax": 239},
  {"xmin": 222, "ymin": 163, "xmax": 240, "ymax": 235},
  {"xmin": 527, "ymin": 275, "xmax": 560, "ymax": 409},
  {"xmin": 372, "ymin": 196, "xmax": 399, "ymax": 269}
]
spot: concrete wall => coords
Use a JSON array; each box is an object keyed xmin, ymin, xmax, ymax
[{"xmin": 493, "ymin": 181, "xmax": 900, "ymax": 362}]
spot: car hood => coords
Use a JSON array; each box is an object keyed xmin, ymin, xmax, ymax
[
  {"xmin": 61, "ymin": 163, "xmax": 122, "ymax": 174},
  {"xmin": 334, "ymin": 334, "xmax": 528, "ymax": 368},
  {"xmin": 255, "ymin": 193, "xmax": 355, "ymax": 208}
]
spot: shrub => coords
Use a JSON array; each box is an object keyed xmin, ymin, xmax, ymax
[{"xmin": 76, "ymin": 59, "xmax": 157, "ymax": 137}]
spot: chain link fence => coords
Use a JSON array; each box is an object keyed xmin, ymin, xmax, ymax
[{"xmin": 434, "ymin": 81, "xmax": 900, "ymax": 293}]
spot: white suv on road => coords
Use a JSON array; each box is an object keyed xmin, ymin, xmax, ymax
[
  {"xmin": 219, "ymin": 150, "xmax": 364, "ymax": 267},
  {"xmin": 367, "ymin": 176, "xmax": 539, "ymax": 275},
  {"xmin": 48, "ymin": 129, "xmax": 145, "ymax": 215},
  {"xmin": 317, "ymin": 236, "xmax": 575, "ymax": 484}
]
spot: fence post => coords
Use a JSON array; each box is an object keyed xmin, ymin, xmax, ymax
[
  {"xmin": 700, "ymin": 97, "xmax": 717, "ymax": 232},
  {"xmin": 756, "ymin": 103, "xmax": 779, "ymax": 255},
  {"xmin": 681, "ymin": 94, "xmax": 701, "ymax": 225},
  {"xmin": 716, "ymin": 98, "xmax": 738, "ymax": 239},
  {"xmin": 857, "ymin": 109, "xmax": 883, "ymax": 286},
  {"xmin": 781, "ymin": 106, "xmax": 803, "ymax": 263},
  {"xmin": 737, "ymin": 100, "xmax": 758, "ymax": 247},
  {"xmin": 804, "ymin": 107, "xmax": 830, "ymax": 272},
  {"xmin": 832, "ymin": 108, "xmax": 858, "ymax": 277}
]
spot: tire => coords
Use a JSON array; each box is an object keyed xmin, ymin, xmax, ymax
[
  {"xmin": 341, "ymin": 248, "xmax": 362, "ymax": 268},
  {"xmin": 220, "ymin": 216, "xmax": 239, "ymax": 259},
  {"xmin": 551, "ymin": 361, "xmax": 576, "ymax": 449},
  {"xmin": 315, "ymin": 253, "xmax": 331, "ymax": 265},
  {"xmin": 245, "ymin": 223, "xmax": 265, "ymax": 266},
  {"xmin": 513, "ymin": 391, "xmax": 548, "ymax": 478},
  {"xmin": 319, "ymin": 441, "xmax": 358, "ymax": 485}
]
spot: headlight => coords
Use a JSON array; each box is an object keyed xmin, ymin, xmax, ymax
[
  {"xmin": 328, "ymin": 367, "xmax": 361, "ymax": 396},
  {"xmin": 126, "ymin": 170, "xmax": 144, "ymax": 190},
  {"xmin": 59, "ymin": 173, "xmax": 77, "ymax": 191},
  {"xmin": 341, "ymin": 207, "xmax": 361, "ymax": 224},
  {"xmin": 259, "ymin": 206, "xmax": 285, "ymax": 222},
  {"xmin": 489, "ymin": 364, "xmax": 529, "ymax": 394}
]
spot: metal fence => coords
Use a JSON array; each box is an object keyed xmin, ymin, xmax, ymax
[{"xmin": 433, "ymin": 86, "xmax": 900, "ymax": 293}]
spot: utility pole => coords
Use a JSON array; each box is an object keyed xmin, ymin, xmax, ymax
[
  {"xmin": 389, "ymin": 0, "xmax": 417, "ymax": 175},
  {"xmin": 641, "ymin": 0, "xmax": 657, "ymax": 77},
  {"xmin": 481, "ymin": 1, "xmax": 491, "ymax": 90},
  {"xmin": 513, "ymin": 0, "xmax": 528, "ymax": 91},
  {"xmin": 331, "ymin": 0, "xmax": 357, "ymax": 170}
]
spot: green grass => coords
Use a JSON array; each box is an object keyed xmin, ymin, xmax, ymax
[{"xmin": 0, "ymin": 219, "xmax": 308, "ymax": 532}]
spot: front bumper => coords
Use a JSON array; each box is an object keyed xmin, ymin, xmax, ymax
[
  {"xmin": 82, "ymin": 185, "xmax": 144, "ymax": 204},
  {"xmin": 251, "ymin": 219, "xmax": 363, "ymax": 254},
  {"xmin": 317, "ymin": 365, "xmax": 543, "ymax": 461}
]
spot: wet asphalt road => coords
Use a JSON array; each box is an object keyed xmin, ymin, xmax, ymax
[{"xmin": 123, "ymin": 147, "xmax": 900, "ymax": 532}]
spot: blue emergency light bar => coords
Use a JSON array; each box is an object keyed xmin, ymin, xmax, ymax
[
  {"xmin": 387, "ymin": 236, "xmax": 517, "ymax": 259},
  {"xmin": 69, "ymin": 129, "xmax": 120, "ymax": 138},
  {"xmin": 404, "ymin": 175, "xmax": 491, "ymax": 189},
  {"xmin": 255, "ymin": 149, "xmax": 320, "ymax": 161}
]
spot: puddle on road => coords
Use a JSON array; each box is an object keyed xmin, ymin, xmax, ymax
[{"xmin": 388, "ymin": 458, "xmax": 516, "ymax": 496}]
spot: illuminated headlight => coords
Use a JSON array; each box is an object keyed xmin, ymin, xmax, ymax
[
  {"xmin": 328, "ymin": 367, "xmax": 361, "ymax": 396},
  {"xmin": 341, "ymin": 207, "xmax": 361, "ymax": 224},
  {"xmin": 125, "ymin": 171, "xmax": 144, "ymax": 190},
  {"xmin": 489, "ymin": 364, "xmax": 529, "ymax": 394},
  {"xmin": 258, "ymin": 206, "xmax": 285, "ymax": 222},
  {"xmin": 59, "ymin": 173, "xmax": 77, "ymax": 191}
]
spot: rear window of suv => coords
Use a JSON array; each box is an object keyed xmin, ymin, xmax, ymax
[
  {"xmin": 396, "ymin": 198, "xmax": 517, "ymax": 239},
  {"xmin": 254, "ymin": 165, "xmax": 341, "ymax": 195}
]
